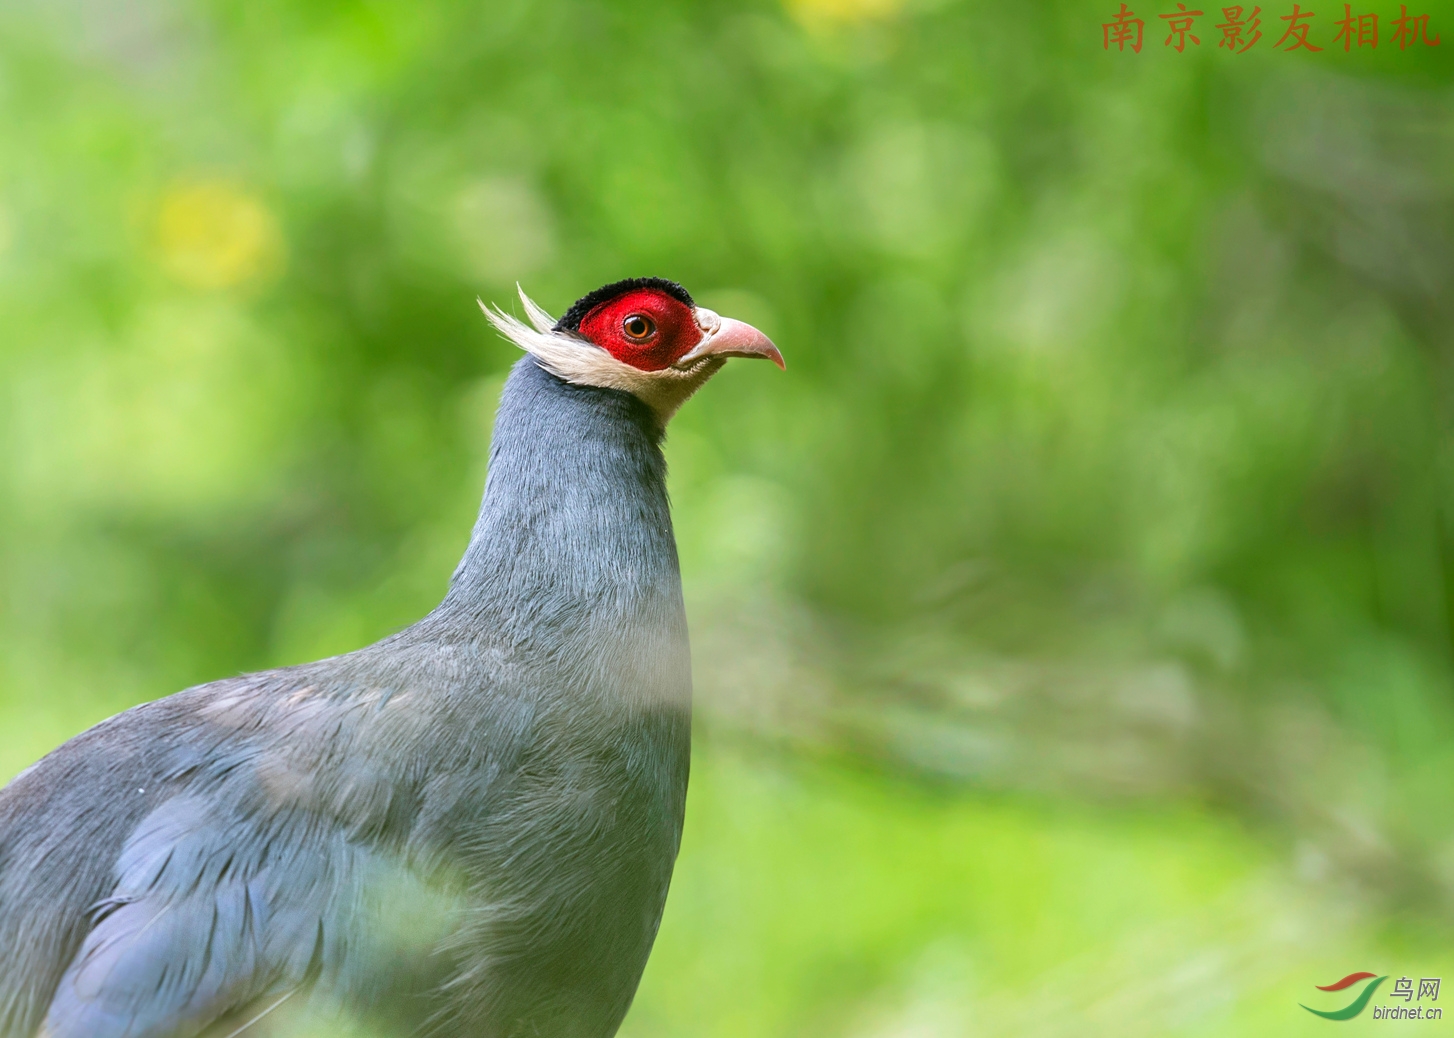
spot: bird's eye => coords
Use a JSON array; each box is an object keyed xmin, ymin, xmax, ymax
[{"xmin": 622, "ymin": 314, "xmax": 655, "ymax": 341}]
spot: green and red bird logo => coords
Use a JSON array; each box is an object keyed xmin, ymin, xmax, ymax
[{"xmin": 1301, "ymin": 972, "xmax": 1386, "ymax": 1020}]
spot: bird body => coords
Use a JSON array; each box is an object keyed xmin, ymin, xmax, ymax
[{"xmin": 0, "ymin": 280, "xmax": 782, "ymax": 1038}]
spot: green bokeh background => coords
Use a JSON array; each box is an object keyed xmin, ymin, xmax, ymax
[{"xmin": 2, "ymin": 1, "xmax": 1453, "ymax": 1034}]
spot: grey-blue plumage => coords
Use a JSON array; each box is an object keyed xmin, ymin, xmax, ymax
[{"xmin": 0, "ymin": 355, "xmax": 693, "ymax": 1038}]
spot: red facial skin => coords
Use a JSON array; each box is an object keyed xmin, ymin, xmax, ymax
[{"xmin": 577, "ymin": 289, "xmax": 704, "ymax": 372}]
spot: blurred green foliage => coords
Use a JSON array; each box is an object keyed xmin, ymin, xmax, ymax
[{"xmin": 2, "ymin": 0, "xmax": 1454, "ymax": 1033}]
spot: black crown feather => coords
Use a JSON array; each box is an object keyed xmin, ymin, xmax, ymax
[{"xmin": 553, "ymin": 277, "xmax": 694, "ymax": 333}]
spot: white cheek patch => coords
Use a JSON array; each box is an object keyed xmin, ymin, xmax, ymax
[{"xmin": 479, "ymin": 286, "xmax": 724, "ymax": 425}]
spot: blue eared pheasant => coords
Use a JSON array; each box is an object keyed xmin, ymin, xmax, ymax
[{"xmin": 0, "ymin": 278, "xmax": 783, "ymax": 1038}]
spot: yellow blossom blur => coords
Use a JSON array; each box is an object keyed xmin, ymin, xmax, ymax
[
  {"xmin": 155, "ymin": 181, "xmax": 285, "ymax": 290},
  {"xmin": 784, "ymin": 0, "xmax": 906, "ymax": 25}
]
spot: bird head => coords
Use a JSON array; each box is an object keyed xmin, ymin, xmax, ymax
[{"xmin": 482, "ymin": 277, "xmax": 784, "ymax": 423}]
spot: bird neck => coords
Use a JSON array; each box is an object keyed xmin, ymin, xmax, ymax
[{"xmin": 433, "ymin": 358, "xmax": 682, "ymax": 638}]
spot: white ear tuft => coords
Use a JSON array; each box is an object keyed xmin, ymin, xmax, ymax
[
  {"xmin": 478, "ymin": 297, "xmax": 539, "ymax": 354},
  {"xmin": 517, "ymin": 284, "xmax": 557, "ymax": 334},
  {"xmin": 478, "ymin": 294, "xmax": 604, "ymax": 383}
]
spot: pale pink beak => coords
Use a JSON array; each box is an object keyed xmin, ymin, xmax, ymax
[{"xmin": 675, "ymin": 308, "xmax": 786, "ymax": 370}]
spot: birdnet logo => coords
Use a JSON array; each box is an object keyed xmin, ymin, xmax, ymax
[{"xmin": 1300, "ymin": 972, "xmax": 1443, "ymax": 1021}]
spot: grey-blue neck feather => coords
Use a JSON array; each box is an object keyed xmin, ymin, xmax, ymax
[{"xmin": 428, "ymin": 357, "xmax": 682, "ymax": 653}]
